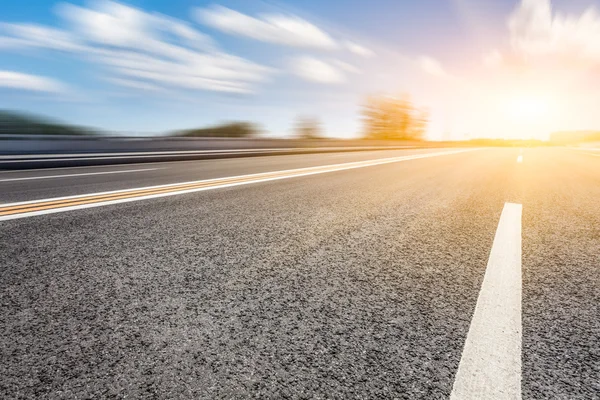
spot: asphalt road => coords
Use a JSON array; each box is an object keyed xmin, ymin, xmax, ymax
[{"xmin": 0, "ymin": 147, "xmax": 598, "ymax": 399}]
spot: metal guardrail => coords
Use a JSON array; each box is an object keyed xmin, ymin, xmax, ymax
[
  {"xmin": 0, "ymin": 136, "xmax": 426, "ymax": 169},
  {"xmin": 0, "ymin": 135, "xmax": 423, "ymax": 155}
]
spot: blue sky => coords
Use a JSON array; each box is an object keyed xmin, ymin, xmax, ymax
[{"xmin": 1, "ymin": 0, "xmax": 600, "ymax": 139}]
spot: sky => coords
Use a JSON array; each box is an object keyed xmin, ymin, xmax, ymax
[{"xmin": 1, "ymin": 0, "xmax": 600, "ymax": 139}]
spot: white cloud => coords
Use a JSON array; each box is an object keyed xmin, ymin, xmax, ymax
[
  {"xmin": 0, "ymin": 71, "xmax": 67, "ymax": 93},
  {"xmin": 58, "ymin": 1, "xmax": 149, "ymax": 48},
  {"xmin": 196, "ymin": 5, "xmax": 337, "ymax": 49},
  {"xmin": 91, "ymin": 47, "xmax": 270, "ymax": 93},
  {"xmin": 0, "ymin": 1, "xmax": 382, "ymax": 97},
  {"xmin": 417, "ymin": 56, "xmax": 447, "ymax": 77},
  {"xmin": 332, "ymin": 60, "xmax": 360, "ymax": 74},
  {"xmin": 0, "ymin": 23, "xmax": 83, "ymax": 51},
  {"xmin": 0, "ymin": 37, "xmax": 29, "ymax": 49},
  {"xmin": 0, "ymin": 1, "xmax": 274, "ymax": 95},
  {"xmin": 290, "ymin": 56, "xmax": 345, "ymax": 84},
  {"xmin": 57, "ymin": 0, "xmax": 270, "ymax": 93},
  {"xmin": 57, "ymin": 1, "xmax": 215, "ymax": 52},
  {"xmin": 344, "ymin": 41, "xmax": 375, "ymax": 57},
  {"xmin": 509, "ymin": 0, "xmax": 600, "ymax": 63},
  {"xmin": 104, "ymin": 76, "xmax": 168, "ymax": 93},
  {"xmin": 157, "ymin": 16, "xmax": 216, "ymax": 51}
]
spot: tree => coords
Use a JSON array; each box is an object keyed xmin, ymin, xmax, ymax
[
  {"xmin": 294, "ymin": 116, "xmax": 322, "ymax": 139},
  {"xmin": 0, "ymin": 110, "xmax": 97, "ymax": 136},
  {"xmin": 174, "ymin": 122, "xmax": 260, "ymax": 138},
  {"xmin": 362, "ymin": 95, "xmax": 428, "ymax": 140}
]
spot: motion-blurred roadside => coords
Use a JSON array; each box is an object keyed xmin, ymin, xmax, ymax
[{"xmin": 2, "ymin": 108, "xmax": 598, "ymax": 170}]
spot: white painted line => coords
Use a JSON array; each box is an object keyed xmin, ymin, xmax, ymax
[
  {"xmin": 451, "ymin": 202, "xmax": 522, "ymax": 400},
  {"xmin": 0, "ymin": 168, "xmax": 160, "ymax": 183},
  {"xmin": 0, "ymin": 148, "xmax": 477, "ymax": 221},
  {"xmin": 517, "ymin": 155, "xmax": 523, "ymax": 163}
]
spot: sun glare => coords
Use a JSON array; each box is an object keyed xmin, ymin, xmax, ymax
[
  {"xmin": 507, "ymin": 94, "xmax": 549, "ymax": 122},
  {"xmin": 496, "ymin": 91, "xmax": 557, "ymax": 140}
]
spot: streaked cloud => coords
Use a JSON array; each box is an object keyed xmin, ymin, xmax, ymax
[
  {"xmin": 0, "ymin": 1, "xmax": 274, "ymax": 94},
  {"xmin": 509, "ymin": 0, "xmax": 600, "ymax": 65},
  {"xmin": 104, "ymin": 77, "xmax": 166, "ymax": 93},
  {"xmin": 344, "ymin": 41, "xmax": 375, "ymax": 58},
  {"xmin": 94, "ymin": 50, "xmax": 269, "ymax": 93},
  {"xmin": 196, "ymin": 5, "xmax": 337, "ymax": 49},
  {"xmin": 0, "ymin": 23, "xmax": 83, "ymax": 51},
  {"xmin": 289, "ymin": 56, "xmax": 345, "ymax": 84},
  {"xmin": 0, "ymin": 71, "xmax": 67, "ymax": 93},
  {"xmin": 57, "ymin": 1, "xmax": 215, "ymax": 52},
  {"xmin": 0, "ymin": 37, "xmax": 28, "ymax": 49},
  {"xmin": 0, "ymin": 2, "xmax": 381, "ymax": 96},
  {"xmin": 332, "ymin": 60, "xmax": 360, "ymax": 74}
]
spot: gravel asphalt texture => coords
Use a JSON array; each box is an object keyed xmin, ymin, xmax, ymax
[{"xmin": 0, "ymin": 148, "xmax": 598, "ymax": 399}]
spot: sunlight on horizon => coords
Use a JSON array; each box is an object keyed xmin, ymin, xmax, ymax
[
  {"xmin": 2, "ymin": 0, "xmax": 600, "ymax": 142},
  {"xmin": 501, "ymin": 91, "xmax": 557, "ymax": 141}
]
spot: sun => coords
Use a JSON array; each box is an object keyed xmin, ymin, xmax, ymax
[
  {"xmin": 499, "ymin": 91, "xmax": 556, "ymax": 140},
  {"xmin": 506, "ymin": 93, "xmax": 550, "ymax": 122}
]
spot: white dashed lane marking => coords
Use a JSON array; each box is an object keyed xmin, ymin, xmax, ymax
[{"xmin": 451, "ymin": 202, "xmax": 523, "ymax": 400}]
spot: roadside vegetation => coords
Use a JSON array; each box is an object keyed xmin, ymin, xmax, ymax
[
  {"xmin": 294, "ymin": 116, "xmax": 322, "ymax": 139},
  {"xmin": 170, "ymin": 122, "xmax": 261, "ymax": 138},
  {"xmin": 550, "ymin": 131, "xmax": 600, "ymax": 145},
  {"xmin": 362, "ymin": 95, "xmax": 428, "ymax": 141},
  {"xmin": 0, "ymin": 110, "xmax": 97, "ymax": 136},
  {"xmin": 3, "ymin": 107, "xmax": 600, "ymax": 145}
]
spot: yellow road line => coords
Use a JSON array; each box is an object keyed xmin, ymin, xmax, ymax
[
  {"xmin": 0, "ymin": 176, "xmax": 256, "ymax": 214},
  {"xmin": 0, "ymin": 149, "xmax": 477, "ymax": 220},
  {"xmin": 0, "ymin": 180, "xmax": 243, "ymax": 216},
  {"xmin": 0, "ymin": 163, "xmax": 346, "ymax": 216}
]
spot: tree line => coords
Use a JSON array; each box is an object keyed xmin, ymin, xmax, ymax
[
  {"xmin": 174, "ymin": 94, "xmax": 428, "ymax": 140},
  {"xmin": 1, "ymin": 93, "xmax": 429, "ymax": 140}
]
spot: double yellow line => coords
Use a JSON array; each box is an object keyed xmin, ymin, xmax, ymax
[
  {"xmin": 0, "ymin": 150, "xmax": 473, "ymax": 220},
  {"xmin": 0, "ymin": 161, "xmax": 370, "ymax": 218}
]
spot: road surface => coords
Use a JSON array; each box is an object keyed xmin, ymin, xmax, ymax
[{"xmin": 0, "ymin": 147, "xmax": 598, "ymax": 399}]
